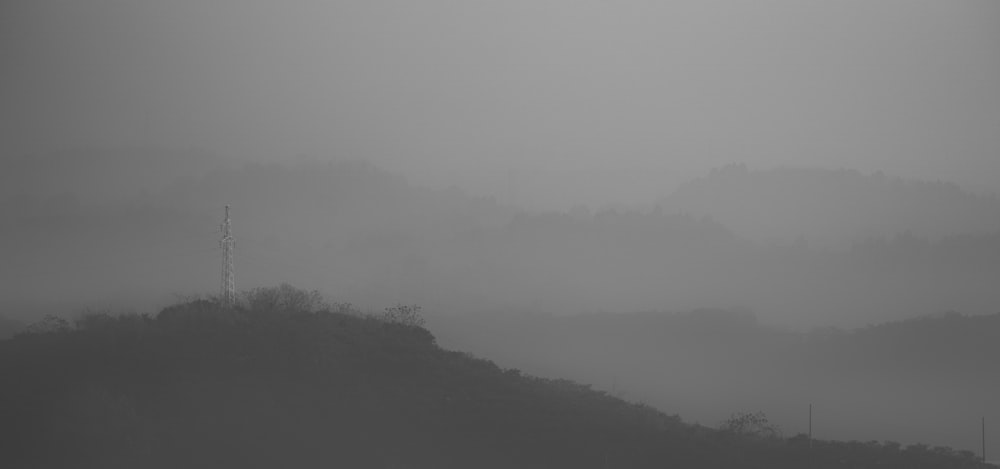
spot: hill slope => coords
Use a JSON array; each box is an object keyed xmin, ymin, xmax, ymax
[
  {"xmin": 431, "ymin": 308, "xmax": 1000, "ymax": 456},
  {"xmin": 0, "ymin": 290, "xmax": 989, "ymax": 468}
]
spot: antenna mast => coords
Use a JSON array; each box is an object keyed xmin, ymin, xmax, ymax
[{"xmin": 220, "ymin": 205, "xmax": 236, "ymax": 306}]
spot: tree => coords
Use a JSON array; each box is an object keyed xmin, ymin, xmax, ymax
[
  {"xmin": 719, "ymin": 411, "xmax": 780, "ymax": 439},
  {"xmin": 241, "ymin": 283, "xmax": 326, "ymax": 313},
  {"xmin": 380, "ymin": 304, "xmax": 425, "ymax": 328},
  {"xmin": 20, "ymin": 315, "xmax": 70, "ymax": 335}
]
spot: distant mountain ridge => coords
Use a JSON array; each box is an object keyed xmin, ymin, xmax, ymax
[
  {"xmin": 659, "ymin": 164, "xmax": 1000, "ymax": 247},
  {"xmin": 4, "ymin": 152, "xmax": 1000, "ymax": 327}
]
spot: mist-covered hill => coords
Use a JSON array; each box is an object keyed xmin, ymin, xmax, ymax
[
  {"xmin": 659, "ymin": 164, "xmax": 1000, "ymax": 247},
  {"xmin": 429, "ymin": 308, "xmax": 1000, "ymax": 458},
  {"xmin": 0, "ymin": 288, "xmax": 988, "ymax": 468},
  {"xmin": 3, "ymin": 151, "xmax": 1000, "ymax": 327}
]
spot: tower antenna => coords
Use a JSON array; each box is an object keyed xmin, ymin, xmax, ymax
[{"xmin": 220, "ymin": 205, "xmax": 236, "ymax": 306}]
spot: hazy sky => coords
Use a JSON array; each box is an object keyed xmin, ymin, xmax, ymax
[{"xmin": 3, "ymin": 0, "xmax": 999, "ymax": 207}]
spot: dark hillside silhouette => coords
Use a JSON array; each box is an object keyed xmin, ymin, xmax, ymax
[
  {"xmin": 430, "ymin": 308, "xmax": 1000, "ymax": 457},
  {"xmin": 0, "ymin": 286, "xmax": 989, "ymax": 468}
]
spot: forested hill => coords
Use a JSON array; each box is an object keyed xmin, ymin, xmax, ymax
[{"xmin": 0, "ymin": 287, "xmax": 989, "ymax": 468}]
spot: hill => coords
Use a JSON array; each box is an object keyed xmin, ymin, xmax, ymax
[
  {"xmin": 430, "ymin": 308, "xmax": 1000, "ymax": 457},
  {"xmin": 0, "ymin": 287, "xmax": 988, "ymax": 468},
  {"xmin": 5, "ymin": 153, "xmax": 1000, "ymax": 327},
  {"xmin": 659, "ymin": 164, "xmax": 1000, "ymax": 247}
]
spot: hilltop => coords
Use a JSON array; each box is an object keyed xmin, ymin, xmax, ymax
[{"xmin": 0, "ymin": 286, "xmax": 989, "ymax": 468}]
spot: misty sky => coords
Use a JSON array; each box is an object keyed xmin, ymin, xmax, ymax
[{"xmin": 2, "ymin": 0, "xmax": 999, "ymax": 208}]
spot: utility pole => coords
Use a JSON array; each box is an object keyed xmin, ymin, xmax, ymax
[
  {"xmin": 220, "ymin": 205, "xmax": 236, "ymax": 307},
  {"xmin": 984, "ymin": 417, "xmax": 987, "ymax": 465},
  {"xmin": 809, "ymin": 404, "xmax": 813, "ymax": 449}
]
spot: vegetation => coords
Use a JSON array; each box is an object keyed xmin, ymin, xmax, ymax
[
  {"xmin": 381, "ymin": 303, "xmax": 426, "ymax": 328},
  {"xmin": 0, "ymin": 285, "xmax": 991, "ymax": 468},
  {"xmin": 720, "ymin": 411, "xmax": 781, "ymax": 439}
]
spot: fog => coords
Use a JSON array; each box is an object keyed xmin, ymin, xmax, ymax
[
  {"xmin": 3, "ymin": 0, "xmax": 1000, "ymax": 463},
  {"xmin": 4, "ymin": 0, "xmax": 1000, "ymax": 207}
]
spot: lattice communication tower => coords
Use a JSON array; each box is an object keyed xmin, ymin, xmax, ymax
[{"xmin": 220, "ymin": 205, "xmax": 236, "ymax": 306}]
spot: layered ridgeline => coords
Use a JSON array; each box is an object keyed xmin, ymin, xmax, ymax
[
  {"xmin": 4, "ymin": 153, "xmax": 1000, "ymax": 328},
  {"xmin": 0, "ymin": 287, "xmax": 988, "ymax": 469},
  {"xmin": 659, "ymin": 164, "xmax": 1000, "ymax": 248},
  {"xmin": 431, "ymin": 308, "xmax": 1000, "ymax": 459}
]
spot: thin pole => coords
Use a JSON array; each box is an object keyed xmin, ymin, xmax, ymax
[
  {"xmin": 809, "ymin": 404, "xmax": 813, "ymax": 449},
  {"xmin": 984, "ymin": 417, "xmax": 987, "ymax": 465},
  {"xmin": 220, "ymin": 205, "xmax": 236, "ymax": 306}
]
